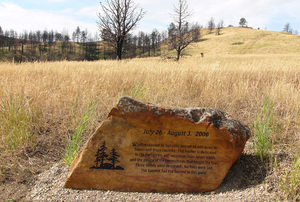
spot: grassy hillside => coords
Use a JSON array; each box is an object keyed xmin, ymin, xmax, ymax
[{"xmin": 182, "ymin": 27, "xmax": 300, "ymax": 56}]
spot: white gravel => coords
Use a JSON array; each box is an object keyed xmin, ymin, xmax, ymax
[{"xmin": 26, "ymin": 162, "xmax": 274, "ymax": 201}]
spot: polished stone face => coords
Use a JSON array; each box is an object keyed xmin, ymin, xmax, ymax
[{"xmin": 65, "ymin": 97, "xmax": 250, "ymax": 193}]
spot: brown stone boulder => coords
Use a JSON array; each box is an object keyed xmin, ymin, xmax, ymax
[{"xmin": 65, "ymin": 97, "xmax": 250, "ymax": 193}]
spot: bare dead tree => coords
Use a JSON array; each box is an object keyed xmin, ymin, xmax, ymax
[
  {"xmin": 219, "ymin": 19, "xmax": 224, "ymax": 28},
  {"xmin": 0, "ymin": 26, "xmax": 3, "ymax": 51},
  {"xmin": 97, "ymin": 0, "xmax": 146, "ymax": 60},
  {"xmin": 216, "ymin": 20, "xmax": 223, "ymax": 35},
  {"xmin": 170, "ymin": 0, "xmax": 193, "ymax": 61},
  {"xmin": 191, "ymin": 23, "xmax": 200, "ymax": 42},
  {"xmin": 151, "ymin": 29, "xmax": 159, "ymax": 56},
  {"xmin": 207, "ymin": 17, "xmax": 215, "ymax": 33}
]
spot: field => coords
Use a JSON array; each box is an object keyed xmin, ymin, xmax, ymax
[{"xmin": 0, "ymin": 28, "xmax": 299, "ymax": 200}]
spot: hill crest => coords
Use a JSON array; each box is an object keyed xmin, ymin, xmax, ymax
[{"xmin": 184, "ymin": 27, "xmax": 300, "ymax": 56}]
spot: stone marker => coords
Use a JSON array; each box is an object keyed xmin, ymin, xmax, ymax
[{"xmin": 65, "ymin": 97, "xmax": 251, "ymax": 193}]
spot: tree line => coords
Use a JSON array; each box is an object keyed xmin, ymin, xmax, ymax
[
  {"xmin": 0, "ymin": 26, "xmax": 100, "ymax": 62},
  {"xmin": 0, "ymin": 25, "xmax": 171, "ymax": 62},
  {"xmin": 0, "ymin": 24, "xmax": 200, "ymax": 62}
]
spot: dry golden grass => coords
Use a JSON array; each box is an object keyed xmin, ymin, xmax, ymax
[
  {"xmin": 0, "ymin": 56, "xmax": 299, "ymax": 150},
  {"xmin": 0, "ymin": 28, "xmax": 299, "ymax": 200}
]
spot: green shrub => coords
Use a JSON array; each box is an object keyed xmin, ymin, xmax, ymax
[{"xmin": 231, "ymin": 42, "xmax": 244, "ymax": 45}]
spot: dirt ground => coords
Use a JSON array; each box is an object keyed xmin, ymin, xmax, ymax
[{"xmin": 0, "ymin": 133, "xmax": 65, "ymax": 201}]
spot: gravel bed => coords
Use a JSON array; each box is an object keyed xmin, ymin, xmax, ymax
[{"xmin": 26, "ymin": 162, "xmax": 274, "ymax": 201}]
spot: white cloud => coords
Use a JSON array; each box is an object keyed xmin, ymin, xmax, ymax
[
  {"xmin": 48, "ymin": 0, "xmax": 67, "ymax": 2},
  {"xmin": 0, "ymin": 2, "xmax": 99, "ymax": 34},
  {"xmin": 186, "ymin": 0, "xmax": 283, "ymax": 28},
  {"xmin": 76, "ymin": 5, "xmax": 99, "ymax": 18},
  {"xmin": 60, "ymin": 8, "xmax": 74, "ymax": 13},
  {"xmin": 136, "ymin": 0, "xmax": 298, "ymax": 31},
  {"xmin": 0, "ymin": 0, "xmax": 299, "ymax": 37}
]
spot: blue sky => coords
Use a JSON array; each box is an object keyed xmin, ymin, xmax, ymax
[{"xmin": 0, "ymin": 0, "xmax": 299, "ymax": 37}]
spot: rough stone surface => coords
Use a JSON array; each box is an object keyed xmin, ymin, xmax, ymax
[{"xmin": 65, "ymin": 97, "xmax": 251, "ymax": 193}]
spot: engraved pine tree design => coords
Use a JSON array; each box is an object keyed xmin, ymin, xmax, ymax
[
  {"xmin": 108, "ymin": 148, "xmax": 120, "ymax": 169},
  {"xmin": 90, "ymin": 141, "xmax": 124, "ymax": 170},
  {"xmin": 95, "ymin": 141, "xmax": 108, "ymax": 168}
]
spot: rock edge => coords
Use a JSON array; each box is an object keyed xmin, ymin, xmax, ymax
[{"xmin": 110, "ymin": 97, "xmax": 251, "ymax": 140}]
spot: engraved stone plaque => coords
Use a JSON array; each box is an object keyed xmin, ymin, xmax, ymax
[{"xmin": 65, "ymin": 97, "xmax": 251, "ymax": 193}]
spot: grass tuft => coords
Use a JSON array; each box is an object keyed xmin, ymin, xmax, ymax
[
  {"xmin": 0, "ymin": 93, "xmax": 41, "ymax": 150},
  {"xmin": 63, "ymin": 102, "xmax": 97, "ymax": 166},
  {"xmin": 232, "ymin": 42, "xmax": 244, "ymax": 45},
  {"xmin": 253, "ymin": 98, "xmax": 275, "ymax": 160},
  {"xmin": 280, "ymin": 147, "xmax": 300, "ymax": 201},
  {"xmin": 117, "ymin": 78, "xmax": 149, "ymax": 101},
  {"xmin": 130, "ymin": 79, "xmax": 148, "ymax": 100}
]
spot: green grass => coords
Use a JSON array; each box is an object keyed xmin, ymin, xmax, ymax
[
  {"xmin": 231, "ymin": 42, "xmax": 244, "ymax": 45},
  {"xmin": 130, "ymin": 79, "xmax": 148, "ymax": 100},
  {"xmin": 253, "ymin": 98, "xmax": 275, "ymax": 160},
  {"xmin": 0, "ymin": 94, "xmax": 42, "ymax": 150},
  {"xmin": 117, "ymin": 78, "xmax": 149, "ymax": 101},
  {"xmin": 63, "ymin": 102, "xmax": 97, "ymax": 166}
]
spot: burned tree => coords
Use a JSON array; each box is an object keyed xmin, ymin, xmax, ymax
[
  {"xmin": 216, "ymin": 19, "xmax": 224, "ymax": 35},
  {"xmin": 283, "ymin": 23, "xmax": 293, "ymax": 33},
  {"xmin": 169, "ymin": 0, "xmax": 193, "ymax": 61},
  {"xmin": 97, "ymin": 0, "xmax": 146, "ymax": 60},
  {"xmin": 207, "ymin": 17, "xmax": 215, "ymax": 33}
]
